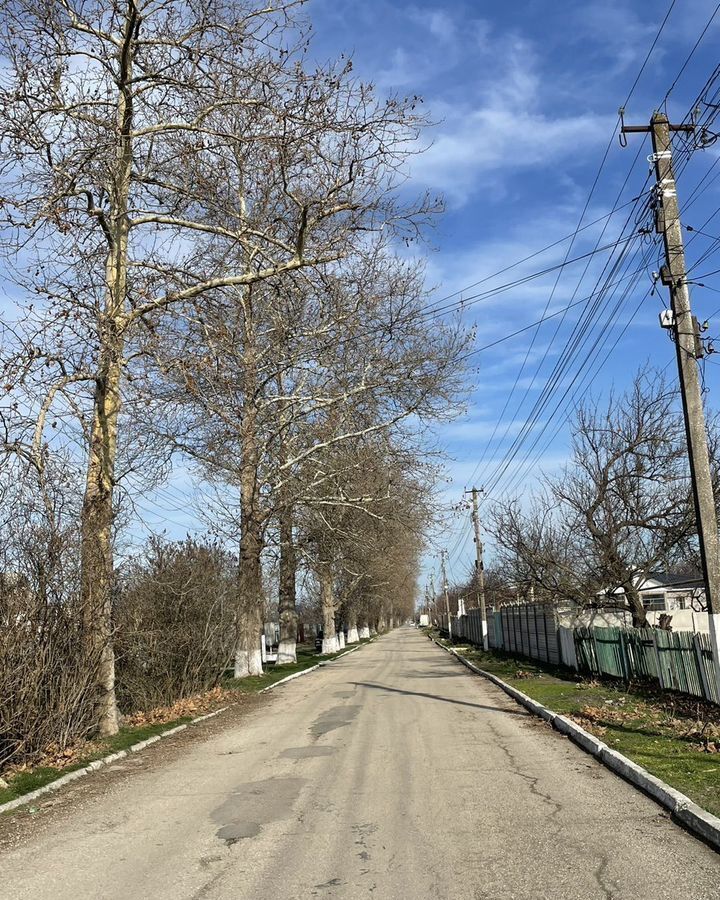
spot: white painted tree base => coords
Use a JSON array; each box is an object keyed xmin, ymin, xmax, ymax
[
  {"xmin": 347, "ymin": 627, "xmax": 359, "ymax": 644},
  {"xmin": 322, "ymin": 635, "xmax": 340, "ymax": 654},
  {"xmin": 234, "ymin": 649, "xmax": 249, "ymax": 678},
  {"xmin": 234, "ymin": 647, "xmax": 263, "ymax": 678},
  {"xmin": 276, "ymin": 639, "xmax": 297, "ymax": 665},
  {"xmin": 338, "ymin": 631, "xmax": 346, "ymax": 649},
  {"xmin": 248, "ymin": 647, "xmax": 263, "ymax": 675},
  {"xmin": 359, "ymin": 626, "xmax": 371, "ymax": 639}
]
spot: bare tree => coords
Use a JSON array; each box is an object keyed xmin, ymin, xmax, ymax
[
  {"xmin": 0, "ymin": 0, "xmax": 435, "ymax": 725},
  {"xmin": 142, "ymin": 238, "xmax": 467, "ymax": 671},
  {"xmin": 298, "ymin": 436, "xmax": 433, "ymax": 646},
  {"xmin": 491, "ymin": 369, "xmax": 697, "ymax": 626}
]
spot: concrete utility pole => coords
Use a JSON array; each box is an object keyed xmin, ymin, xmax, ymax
[
  {"xmin": 623, "ymin": 111, "xmax": 720, "ymax": 700},
  {"xmin": 465, "ymin": 487, "xmax": 489, "ymax": 650},
  {"xmin": 441, "ymin": 550, "xmax": 452, "ymax": 640}
]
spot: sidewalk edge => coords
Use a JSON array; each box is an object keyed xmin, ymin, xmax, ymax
[{"xmin": 430, "ymin": 635, "xmax": 720, "ymax": 852}]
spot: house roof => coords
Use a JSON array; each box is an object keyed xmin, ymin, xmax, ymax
[
  {"xmin": 638, "ymin": 572, "xmax": 704, "ymax": 591},
  {"xmin": 600, "ymin": 571, "xmax": 705, "ymax": 596}
]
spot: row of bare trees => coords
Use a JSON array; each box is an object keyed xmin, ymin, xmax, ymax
[{"xmin": 0, "ymin": 0, "xmax": 467, "ymax": 765}]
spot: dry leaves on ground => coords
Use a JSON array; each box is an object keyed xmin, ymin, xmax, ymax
[
  {"xmin": 123, "ymin": 685, "xmax": 237, "ymax": 727},
  {"xmin": 3, "ymin": 739, "xmax": 95, "ymax": 778}
]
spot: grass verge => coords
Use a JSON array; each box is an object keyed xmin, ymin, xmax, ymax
[
  {"xmin": 220, "ymin": 641, "xmax": 366, "ymax": 693},
  {"xmin": 427, "ymin": 629, "xmax": 720, "ymax": 818},
  {"xmin": 1, "ymin": 638, "xmax": 371, "ymax": 809}
]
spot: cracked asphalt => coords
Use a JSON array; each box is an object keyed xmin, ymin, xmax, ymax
[{"xmin": 2, "ymin": 627, "xmax": 719, "ymax": 899}]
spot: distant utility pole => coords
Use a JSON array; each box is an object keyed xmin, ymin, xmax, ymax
[
  {"xmin": 465, "ymin": 487, "xmax": 489, "ymax": 650},
  {"xmin": 440, "ymin": 550, "xmax": 452, "ymax": 640},
  {"xmin": 622, "ymin": 111, "xmax": 720, "ymax": 699}
]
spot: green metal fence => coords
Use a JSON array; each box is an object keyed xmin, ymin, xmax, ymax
[
  {"xmin": 574, "ymin": 626, "xmax": 720, "ymax": 704},
  {"xmin": 442, "ymin": 607, "xmax": 720, "ymax": 705}
]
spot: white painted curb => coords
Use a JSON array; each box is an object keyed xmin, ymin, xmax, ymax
[
  {"xmin": 260, "ymin": 664, "xmax": 322, "ymax": 692},
  {"xmin": 0, "ymin": 707, "xmax": 228, "ymax": 817},
  {"xmin": 431, "ymin": 636, "xmax": 720, "ymax": 852},
  {"xmin": 0, "ymin": 640, "xmax": 376, "ymax": 816}
]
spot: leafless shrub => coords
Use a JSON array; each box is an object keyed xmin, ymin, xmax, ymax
[
  {"xmin": 0, "ymin": 525, "xmax": 99, "ymax": 772},
  {"xmin": 114, "ymin": 537, "xmax": 236, "ymax": 712}
]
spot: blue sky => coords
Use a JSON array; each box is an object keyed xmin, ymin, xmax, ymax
[
  {"xmin": 5, "ymin": 0, "xmax": 720, "ymax": 594},
  {"xmin": 303, "ymin": 0, "xmax": 720, "ymax": 589},
  {"xmin": 134, "ymin": 0, "xmax": 720, "ymax": 586}
]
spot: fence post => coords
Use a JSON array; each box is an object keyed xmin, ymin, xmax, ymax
[
  {"xmin": 693, "ymin": 632, "xmax": 711, "ymax": 701},
  {"xmin": 591, "ymin": 627, "xmax": 601, "ymax": 675},
  {"xmin": 652, "ymin": 629, "xmax": 665, "ymax": 689},
  {"xmin": 618, "ymin": 629, "xmax": 631, "ymax": 681}
]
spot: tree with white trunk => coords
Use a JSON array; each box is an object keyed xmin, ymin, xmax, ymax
[{"xmin": 0, "ymin": 0, "xmax": 441, "ymax": 717}]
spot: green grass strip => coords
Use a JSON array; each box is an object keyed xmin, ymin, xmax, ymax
[{"xmin": 428, "ymin": 629, "xmax": 720, "ymax": 818}]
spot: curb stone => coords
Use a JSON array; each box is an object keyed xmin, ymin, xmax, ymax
[
  {"xmin": 260, "ymin": 639, "xmax": 370, "ymax": 694},
  {"xmin": 677, "ymin": 802, "xmax": 720, "ymax": 846},
  {"xmin": 0, "ymin": 707, "xmax": 228, "ymax": 817},
  {"xmin": 0, "ymin": 640, "xmax": 376, "ymax": 815},
  {"xmin": 260, "ymin": 664, "xmax": 322, "ymax": 693},
  {"xmin": 430, "ymin": 634, "xmax": 720, "ymax": 852}
]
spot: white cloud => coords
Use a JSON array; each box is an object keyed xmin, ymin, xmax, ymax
[{"xmin": 411, "ymin": 78, "xmax": 609, "ymax": 207}]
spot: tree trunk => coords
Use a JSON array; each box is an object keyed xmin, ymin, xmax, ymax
[
  {"xmin": 320, "ymin": 568, "xmax": 339, "ymax": 654},
  {"xmin": 626, "ymin": 582, "xmax": 648, "ymax": 628},
  {"xmin": 347, "ymin": 608, "xmax": 359, "ymax": 644},
  {"xmin": 377, "ymin": 605, "xmax": 387, "ymax": 632},
  {"xmin": 80, "ymin": 347, "xmax": 123, "ymax": 737},
  {"xmin": 79, "ymin": 7, "xmax": 138, "ymax": 736},
  {"xmin": 234, "ymin": 589, "xmax": 263, "ymax": 677},
  {"xmin": 276, "ymin": 489, "xmax": 297, "ymax": 664},
  {"xmin": 234, "ymin": 286, "xmax": 264, "ymax": 677},
  {"xmin": 234, "ymin": 493, "xmax": 264, "ymax": 676},
  {"xmin": 359, "ymin": 622, "xmax": 371, "ymax": 640}
]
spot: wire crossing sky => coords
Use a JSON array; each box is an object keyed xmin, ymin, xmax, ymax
[
  {"xmin": 4, "ymin": 1, "xmax": 717, "ymax": 586},
  {"xmin": 306, "ymin": 0, "xmax": 720, "ymax": 583}
]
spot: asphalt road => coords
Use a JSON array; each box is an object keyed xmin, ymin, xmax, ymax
[{"xmin": 2, "ymin": 627, "xmax": 720, "ymax": 899}]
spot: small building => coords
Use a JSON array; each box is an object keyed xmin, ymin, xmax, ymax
[{"xmin": 600, "ymin": 572, "xmax": 705, "ymax": 613}]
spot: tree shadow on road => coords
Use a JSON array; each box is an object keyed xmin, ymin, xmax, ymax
[{"xmin": 350, "ymin": 681, "xmax": 529, "ymax": 716}]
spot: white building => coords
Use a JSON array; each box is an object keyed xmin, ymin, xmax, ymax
[{"xmin": 601, "ymin": 572, "xmax": 705, "ymax": 613}]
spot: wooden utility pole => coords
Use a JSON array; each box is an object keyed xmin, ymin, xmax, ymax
[
  {"xmin": 465, "ymin": 487, "xmax": 489, "ymax": 650},
  {"xmin": 623, "ymin": 112, "xmax": 720, "ymax": 699},
  {"xmin": 441, "ymin": 550, "xmax": 452, "ymax": 640}
]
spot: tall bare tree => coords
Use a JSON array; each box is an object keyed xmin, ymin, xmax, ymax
[
  {"xmin": 0, "ymin": 0, "xmax": 435, "ymax": 723},
  {"xmin": 146, "ymin": 244, "xmax": 466, "ymax": 670}
]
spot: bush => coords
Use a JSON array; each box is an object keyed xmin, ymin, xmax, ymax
[
  {"xmin": 114, "ymin": 537, "xmax": 236, "ymax": 712},
  {"xmin": 0, "ymin": 531, "xmax": 99, "ymax": 771}
]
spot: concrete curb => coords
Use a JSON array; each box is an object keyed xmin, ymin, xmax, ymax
[
  {"xmin": 260, "ymin": 664, "xmax": 322, "ymax": 692},
  {"xmin": 0, "ymin": 640, "xmax": 375, "ymax": 816},
  {"xmin": 0, "ymin": 706, "xmax": 229, "ymax": 817},
  {"xmin": 260, "ymin": 640, "xmax": 368, "ymax": 694},
  {"xmin": 430, "ymin": 636, "xmax": 720, "ymax": 853}
]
